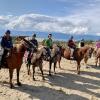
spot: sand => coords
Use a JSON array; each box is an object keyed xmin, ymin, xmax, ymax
[{"xmin": 0, "ymin": 57, "xmax": 100, "ymax": 100}]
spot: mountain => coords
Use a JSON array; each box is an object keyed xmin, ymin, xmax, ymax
[{"xmin": 0, "ymin": 30, "xmax": 99, "ymax": 41}]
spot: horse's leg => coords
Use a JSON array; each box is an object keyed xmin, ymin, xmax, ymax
[
  {"xmin": 99, "ymin": 58, "xmax": 100, "ymax": 67},
  {"xmin": 95, "ymin": 57, "xmax": 98, "ymax": 67},
  {"xmin": 32, "ymin": 65, "xmax": 35, "ymax": 80},
  {"xmin": 84, "ymin": 57, "xmax": 88, "ymax": 68},
  {"xmin": 9, "ymin": 69, "xmax": 14, "ymax": 88},
  {"xmin": 77, "ymin": 61, "xmax": 81, "ymax": 74},
  {"xmin": 27, "ymin": 63, "xmax": 31, "ymax": 75},
  {"xmin": 16, "ymin": 68, "xmax": 21, "ymax": 86},
  {"xmin": 26, "ymin": 63, "xmax": 29, "ymax": 75},
  {"xmin": 58, "ymin": 60, "xmax": 61, "ymax": 68},
  {"xmin": 54, "ymin": 61, "xmax": 57, "ymax": 74},
  {"xmin": 49, "ymin": 61, "xmax": 52, "ymax": 76},
  {"xmin": 58, "ymin": 56, "xmax": 61, "ymax": 69},
  {"xmin": 39, "ymin": 63, "xmax": 45, "ymax": 80}
]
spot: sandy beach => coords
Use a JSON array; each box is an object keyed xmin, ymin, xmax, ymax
[{"xmin": 0, "ymin": 57, "xmax": 100, "ymax": 100}]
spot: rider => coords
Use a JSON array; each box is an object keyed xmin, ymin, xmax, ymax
[
  {"xmin": 27, "ymin": 33, "xmax": 38, "ymax": 62},
  {"xmin": 96, "ymin": 40, "xmax": 100, "ymax": 50},
  {"xmin": 68, "ymin": 36, "xmax": 76, "ymax": 59},
  {"xmin": 0, "ymin": 30, "xmax": 13, "ymax": 67},
  {"xmin": 44, "ymin": 34, "xmax": 53, "ymax": 56},
  {"xmin": 30, "ymin": 33, "xmax": 38, "ymax": 49},
  {"xmin": 79, "ymin": 38, "xmax": 85, "ymax": 48}
]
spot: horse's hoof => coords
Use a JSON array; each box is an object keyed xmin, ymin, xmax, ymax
[
  {"xmin": 49, "ymin": 74, "xmax": 52, "ymax": 76},
  {"xmin": 28, "ymin": 73, "xmax": 30, "ymax": 75},
  {"xmin": 28, "ymin": 72, "xmax": 31, "ymax": 75},
  {"xmin": 77, "ymin": 72, "xmax": 80, "ymax": 75},
  {"xmin": 54, "ymin": 72, "xmax": 56, "ymax": 74},
  {"xmin": 17, "ymin": 82, "xmax": 22, "ymax": 86},
  {"xmin": 42, "ymin": 77, "xmax": 45, "ymax": 81},
  {"xmin": 10, "ymin": 84, "xmax": 14, "ymax": 89},
  {"xmin": 33, "ymin": 78, "xmax": 35, "ymax": 81}
]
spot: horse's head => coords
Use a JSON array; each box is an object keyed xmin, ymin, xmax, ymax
[
  {"xmin": 16, "ymin": 36, "xmax": 37, "ymax": 52},
  {"xmin": 51, "ymin": 44, "xmax": 61, "ymax": 57},
  {"xmin": 86, "ymin": 47, "xmax": 94, "ymax": 58}
]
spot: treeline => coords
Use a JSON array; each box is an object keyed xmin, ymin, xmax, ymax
[
  {"xmin": 52, "ymin": 40, "xmax": 95, "ymax": 48},
  {"xmin": 12, "ymin": 36, "xmax": 95, "ymax": 47}
]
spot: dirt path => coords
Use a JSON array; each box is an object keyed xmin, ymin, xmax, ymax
[{"xmin": 0, "ymin": 57, "xmax": 100, "ymax": 100}]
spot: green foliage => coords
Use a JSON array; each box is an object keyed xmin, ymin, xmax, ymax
[{"xmin": 41, "ymin": 39, "xmax": 46, "ymax": 46}]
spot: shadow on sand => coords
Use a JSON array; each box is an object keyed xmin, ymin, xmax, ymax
[
  {"xmin": 0, "ymin": 81, "xmax": 88, "ymax": 100},
  {"xmin": 0, "ymin": 67, "xmax": 100, "ymax": 100}
]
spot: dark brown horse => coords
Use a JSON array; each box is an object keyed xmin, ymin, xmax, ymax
[
  {"xmin": 60, "ymin": 46, "xmax": 93, "ymax": 74},
  {"xmin": 0, "ymin": 38, "xmax": 31, "ymax": 88}
]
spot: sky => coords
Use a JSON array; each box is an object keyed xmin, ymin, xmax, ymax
[{"xmin": 0, "ymin": 0, "xmax": 100, "ymax": 36}]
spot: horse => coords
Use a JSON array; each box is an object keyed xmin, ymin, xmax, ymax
[
  {"xmin": 25, "ymin": 43, "xmax": 61, "ymax": 76},
  {"xmin": 95, "ymin": 48, "xmax": 100, "ymax": 67},
  {"xmin": 83, "ymin": 47, "xmax": 94, "ymax": 68},
  {"xmin": 26, "ymin": 46, "xmax": 51, "ymax": 80},
  {"xmin": 60, "ymin": 45, "xmax": 93, "ymax": 74},
  {"xmin": 56, "ymin": 45, "xmax": 62, "ymax": 69},
  {"xmin": 46, "ymin": 44, "xmax": 62, "ymax": 75},
  {"xmin": 0, "ymin": 38, "xmax": 32, "ymax": 88}
]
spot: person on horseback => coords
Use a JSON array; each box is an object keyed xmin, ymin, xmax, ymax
[
  {"xmin": 27, "ymin": 33, "xmax": 38, "ymax": 63},
  {"xmin": 78, "ymin": 38, "xmax": 85, "ymax": 48},
  {"xmin": 68, "ymin": 36, "xmax": 76, "ymax": 59},
  {"xmin": 0, "ymin": 30, "xmax": 13, "ymax": 67},
  {"xmin": 30, "ymin": 33, "xmax": 38, "ymax": 49},
  {"xmin": 80, "ymin": 38, "xmax": 85, "ymax": 47},
  {"xmin": 44, "ymin": 34, "xmax": 53, "ymax": 57},
  {"xmin": 96, "ymin": 40, "xmax": 100, "ymax": 50}
]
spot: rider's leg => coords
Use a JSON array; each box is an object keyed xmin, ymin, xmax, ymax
[
  {"xmin": 70, "ymin": 48, "xmax": 74, "ymax": 58},
  {"xmin": 0, "ymin": 49, "xmax": 8, "ymax": 67}
]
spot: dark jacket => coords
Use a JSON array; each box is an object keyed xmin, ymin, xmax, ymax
[
  {"xmin": 68, "ymin": 39, "xmax": 76, "ymax": 49},
  {"xmin": 80, "ymin": 41, "xmax": 85, "ymax": 47},
  {"xmin": 30, "ymin": 39, "xmax": 38, "ymax": 48},
  {"xmin": 1, "ymin": 36, "xmax": 13, "ymax": 49}
]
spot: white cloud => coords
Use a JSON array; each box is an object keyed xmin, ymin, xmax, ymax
[
  {"xmin": 95, "ymin": 33, "xmax": 100, "ymax": 36},
  {"xmin": 0, "ymin": 5, "xmax": 100, "ymax": 36},
  {"xmin": 0, "ymin": 13, "xmax": 89, "ymax": 35}
]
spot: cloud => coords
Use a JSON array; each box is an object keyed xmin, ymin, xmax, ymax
[
  {"xmin": 0, "ymin": 13, "xmax": 89, "ymax": 35},
  {"xmin": 0, "ymin": 1, "xmax": 100, "ymax": 36}
]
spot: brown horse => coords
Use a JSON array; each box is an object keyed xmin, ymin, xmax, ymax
[
  {"xmin": 83, "ymin": 47, "xmax": 94, "ymax": 68},
  {"xmin": 26, "ymin": 44, "xmax": 62, "ymax": 76},
  {"xmin": 26, "ymin": 47, "xmax": 51, "ymax": 80},
  {"xmin": 0, "ymin": 38, "xmax": 31, "ymax": 88},
  {"xmin": 60, "ymin": 46, "xmax": 93, "ymax": 74},
  {"xmin": 95, "ymin": 48, "xmax": 100, "ymax": 67}
]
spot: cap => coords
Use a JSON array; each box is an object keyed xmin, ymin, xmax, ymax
[
  {"xmin": 32, "ymin": 33, "xmax": 36, "ymax": 37},
  {"xmin": 5, "ymin": 30, "xmax": 11, "ymax": 34}
]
